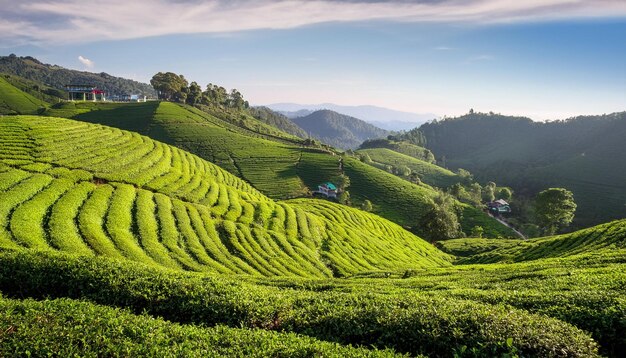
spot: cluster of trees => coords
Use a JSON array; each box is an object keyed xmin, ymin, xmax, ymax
[
  {"xmin": 386, "ymin": 128, "xmax": 427, "ymax": 147},
  {"xmin": 150, "ymin": 72, "xmax": 248, "ymax": 110}
]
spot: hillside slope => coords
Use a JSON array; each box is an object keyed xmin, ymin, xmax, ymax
[
  {"xmin": 357, "ymin": 148, "xmax": 461, "ymax": 188},
  {"xmin": 40, "ymin": 101, "xmax": 514, "ymax": 238},
  {"xmin": 440, "ymin": 218, "xmax": 626, "ymax": 264},
  {"xmin": 419, "ymin": 112, "xmax": 626, "ymax": 228},
  {"xmin": 291, "ymin": 109, "xmax": 388, "ymax": 149},
  {"xmin": 0, "ymin": 115, "xmax": 452, "ymax": 276},
  {"xmin": 0, "ymin": 76, "xmax": 47, "ymax": 114}
]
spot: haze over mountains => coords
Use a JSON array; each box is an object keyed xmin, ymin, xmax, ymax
[
  {"xmin": 290, "ymin": 109, "xmax": 388, "ymax": 149},
  {"xmin": 268, "ymin": 102, "xmax": 436, "ymax": 131}
]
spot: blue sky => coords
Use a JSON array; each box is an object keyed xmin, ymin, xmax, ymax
[{"xmin": 1, "ymin": 0, "xmax": 625, "ymax": 120}]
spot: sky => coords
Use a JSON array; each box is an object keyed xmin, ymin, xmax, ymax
[{"xmin": 1, "ymin": 0, "xmax": 625, "ymax": 120}]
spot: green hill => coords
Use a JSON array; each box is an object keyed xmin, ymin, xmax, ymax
[
  {"xmin": 41, "ymin": 101, "xmax": 513, "ymax": 238},
  {"xmin": 357, "ymin": 147, "xmax": 461, "ymax": 188},
  {"xmin": 448, "ymin": 218, "xmax": 626, "ymax": 264},
  {"xmin": 0, "ymin": 115, "xmax": 452, "ymax": 277},
  {"xmin": 0, "ymin": 76, "xmax": 48, "ymax": 114},
  {"xmin": 359, "ymin": 139, "xmax": 435, "ymax": 163},
  {"xmin": 418, "ymin": 111, "xmax": 626, "ymax": 229},
  {"xmin": 291, "ymin": 109, "xmax": 388, "ymax": 149},
  {"xmin": 2, "ymin": 73, "xmax": 66, "ymax": 103}
]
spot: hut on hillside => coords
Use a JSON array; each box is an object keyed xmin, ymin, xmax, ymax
[
  {"xmin": 488, "ymin": 199, "xmax": 511, "ymax": 214},
  {"xmin": 313, "ymin": 182, "xmax": 338, "ymax": 198}
]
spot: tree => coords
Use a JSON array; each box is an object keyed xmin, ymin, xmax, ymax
[
  {"xmin": 482, "ymin": 181, "xmax": 496, "ymax": 202},
  {"xmin": 534, "ymin": 188, "xmax": 577, "ymax": 235},
  {"xmin": 470, "ymin": 225, "xmax": 484, "ymax": 238},
  {"xmin": 186, "ymin": 81, "xmax": 202, "ymax": 106},
  {"xmin": 150, "ymin": 72, "xmax": 188, "ymax": 101},
  {"xmin": 417, "ymin": 191, "xmax": 461, "ymax": 242},
  {"xmin": 396, "ymin": 165, "xmax": 411, "ymax": 177},
  {"xmin": 496, "ymin": 187, "xmax": 512, "ymax": 201},
  {"xmin": 361, "ymin": 200, "xmax": 373, "ymax": 212}
]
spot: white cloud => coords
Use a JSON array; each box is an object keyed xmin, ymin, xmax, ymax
[
  {"xmin": 78, "ymin": 55, "xmax": 94, "ymax": 68},
  {"xmin": 1, "ymin": 0, "xmax": 626, "ymax": 44}
]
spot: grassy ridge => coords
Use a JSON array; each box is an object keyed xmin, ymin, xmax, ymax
[
  {"xmin": 357, "ymin": 147, "xmax": 461, "ymax": 188},
  {"xmin": 0, "ymin": 115, "xmax": 451, "ymax": 276},
  {"xmin": 454, "ymin": 218, "xmax": 626, "ymax": 264},
  {"xmin": 0, "ymin": 250, "xmax": 600, "ymax": 357},
  {"xmin": 0, "ymin": 75, "xmax": 47, "ymax": 114}
]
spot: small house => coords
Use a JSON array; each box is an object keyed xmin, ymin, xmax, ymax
[
  {"xmin": 488, "ymin": 199, "xmax": 511, "ymax": 213},
  {"xmin": 314, "ymin": 182, "xmax": 338, "ymax": 198}
]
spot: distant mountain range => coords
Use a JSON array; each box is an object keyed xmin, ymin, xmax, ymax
[
  {"xmin": 267, "ymin": 102, "xmax": 436, "ymax": 131},
  {"xmin": 291, "ymin": 109, "xmax": 388, "ymax": 150},
  {"xmin": 0, "ymin": 54, "xmax": 156, "ymax": 97}
]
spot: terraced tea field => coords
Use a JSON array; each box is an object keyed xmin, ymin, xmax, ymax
[
  {"xmin": 0, "ymin": 115, "xmax": 625, "ymax": 357},
  {"xmin": 0, "ymin": 115, "xmax": 451, "ymax": 277},
  {"xmin": 45, "ymin": 100, "xmax": 515, "ymax": 238}
]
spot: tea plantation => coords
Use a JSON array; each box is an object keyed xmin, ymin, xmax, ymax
[
  {"xmin": 0, "ymin": 115, "xmax": 451, "ymax": 277},
  {"xmin": 42, "ymin": 100, "xmax": 515, "ymax": 238},
  {"xmin": 0, "ymin": 112, "xmax": 625, "ymax": 357}
]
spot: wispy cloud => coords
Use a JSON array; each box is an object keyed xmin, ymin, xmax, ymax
[
  {"xmin": 78, "ymin": 55, "xmax": 94, "ymax": 68},
  {"xmin": 467, "ymin": 54, "xmax": 495, "ymax": 62},
  {"xmin": 2, "ymin": 0, "xmax": 626, "ymax": 45}
]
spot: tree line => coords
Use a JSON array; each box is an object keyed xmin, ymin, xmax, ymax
[{"xmin": 150, "ymin": 72, "xmax": 248, "ymax": 110}]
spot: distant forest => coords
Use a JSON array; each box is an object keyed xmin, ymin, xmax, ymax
[{"xmin": 0, "ymin": 54, "xmax": 156, "ymax": 97}]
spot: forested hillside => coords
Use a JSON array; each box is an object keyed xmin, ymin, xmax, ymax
[
  {"xmin": 291, "ymin": 109, "xmax": 388, "ymax": 149},
  {"xmin": 0, "ymin": 54, "xmax": 156, "ymax": 97},
  {"xmin": 418, "ymin": 111, "xmax": 626, "ymax": 228}
]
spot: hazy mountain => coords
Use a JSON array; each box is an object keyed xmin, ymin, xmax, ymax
[
  {"xmin": 291, "ymin": 109, "xmax": 388, "ymax": 150},
  {"xmin": 268, "ymin": 102, "xmax": 436, "ymax": 131},
  {"xmin": 0, "ymin": 54, "xmax": 156, "ymax": 97}
]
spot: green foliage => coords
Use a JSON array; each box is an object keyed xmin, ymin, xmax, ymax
[
  {"xmin": 0, "ymin": 75, "xmax": 47, "ymax": 114},
  {"xmin": 359, "ymin": 139, "xmax": 435, "ymax": 163},
  {"xmin": 418, "ymin": 110, "xmax": 626, "ymax": 229},
  {"xmin": 0, "ymin": 251, "xmax": 600, "ymax": 357},
  {"xmin": 0, "ymin": 297, "xmax": 397, "ymax": 357},
  {"xmin": 361, "ymin": 199, "xmax": 373, "ymax": 212},
  {"xmin": 497, "ymin": 187, "xmax": 512, "ymax": 201},
  {"xmin": 417, "ymin": 191, "xmax": 462, "ymax": 241},
  {"xmin": 535, "ymin": 187, "xmax": 577, "ymax": 235},
  {"xmin": 151, "ymin": 72, "xmax": 189, "ymax": 101},
  {"xmin": 470, "ymin": 225, "xmax": 484, "ymax": 238},
  {"xmin": 356, "ymin": 148, "xmax": 459, "ymax": 187},
  {"xmin": 457, "ymin": 218, "xmax": 626, "ymax": 264},
  {"xmin": 0, "ymin": 115, "xmax": 451, "ymax": 276},
  {"xmin": 386, "ymin": 127, "xmax": 428, "ymax": 147}
]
